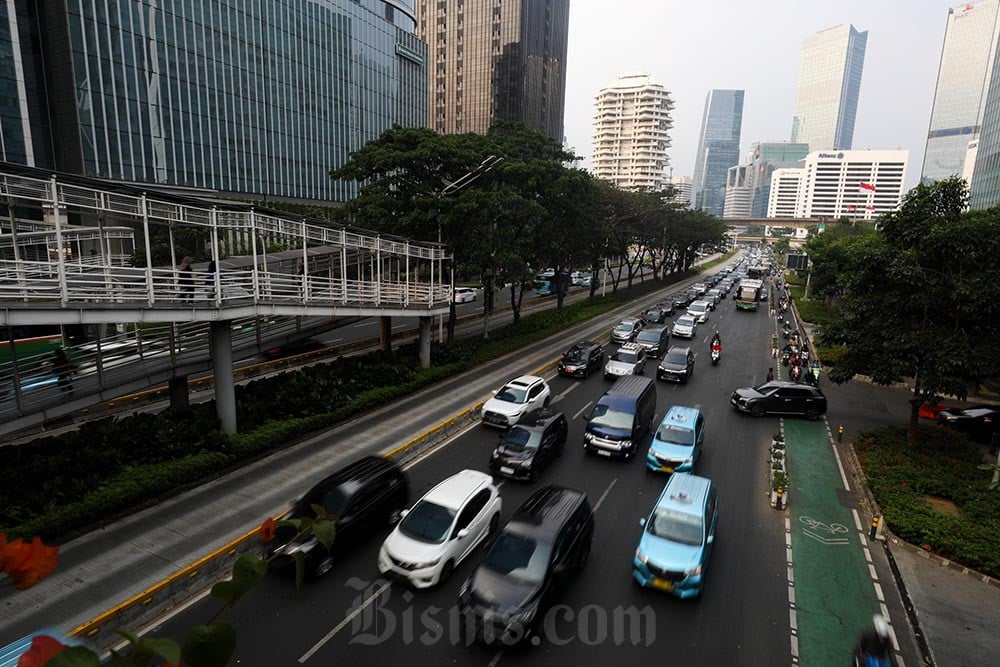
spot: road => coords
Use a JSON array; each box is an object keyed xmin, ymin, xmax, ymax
[{"xmin": 149, "ymin": 275, "xmax": 918, "ymax": 666}]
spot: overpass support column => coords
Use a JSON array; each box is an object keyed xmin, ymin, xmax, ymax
[
  {"xmin": 169, "ymin": 376, "xmax": 189, "ymax": 412},
  {"xmin": 210, "ymin": 321, "xmax": 237, "ymax": 434},
  {"xmin": 379, "ymin": 316, "xmax": 391, "ymax": 352},
  {"xmin": 418, "ymin": 316, "xmax": 431, "ymax": 369}
]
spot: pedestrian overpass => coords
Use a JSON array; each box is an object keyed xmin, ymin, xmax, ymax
[{"xmin": 0, "ymin": 166, "xmax": 451, "ymax": 435}]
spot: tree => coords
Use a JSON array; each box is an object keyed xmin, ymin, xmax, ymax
[
  {"xmin": 820, "ymin": 178, "xmax": 1000, "ymax": 441},
  {"xmin": 802, "ymin": 223, "xmax": 875, "ymax": 302}
]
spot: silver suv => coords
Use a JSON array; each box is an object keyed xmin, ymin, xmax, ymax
[
  {"xmin": 611, "ymin": 318, "xmax": 643, "ymax": 344},
  {"xmin": 604, "ymin": 343, "xmax": 647, "ymax": 380}
]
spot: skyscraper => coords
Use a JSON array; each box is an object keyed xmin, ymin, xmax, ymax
[
  {"xmin": 591, "ymin": 73, "xmax": 674, "ymax": 191},
  {"xmin": 416, "ymin": 0, "xmax": 570, "ymax": 140},
  {"xmin": 922, "ymin": 1, "xmax": 1000, "ymax": 184},
  {"xmin": 723, "ymin": 164, "xmax": 752, "ymax": 219},
  {"xmin": 691, "ymin": 89, "xmax": 745, "ymax": 215},
  {"xmin": 790, "ymin": 24, "xmax": 868, "ymax": 152},
  {"xmin": 667, "ymin": 176, "xmax": 693, "ymax": 208},
  {"xmin": 0, "ymin": 0, "xmax": 427, "ymax": 203},
  {"xmin": 747, "ymin": 141, "xmax": 810, "ymax": 217}
]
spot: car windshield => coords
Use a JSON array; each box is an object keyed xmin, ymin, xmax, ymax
[
  {"xmin": 656, "ymin": 424, "xmax": 694, "ymax": 445},
  {"xmin": 614, "ymin": 322, "xmax": 634, "ymax": 333},
  {"xmin": 612, "ymin": 349, "xmax": 641, "ymax": 363},
  {"xmin": 644, "ymin": 311, "xmax": 660, "ymax": 319},
  {"xmin": 664, "ymin": 352, "xmax": 687, "ymax": 365},
  {"xmin": 501, "ymin": 427, "xmax": 541, "ymax": 451},
  {"xmin": 482, "ymin": 528, "xmax": 552, "ymax": 584},
  {"xmin": 292, "ymin": 487, "xmax": 347, "ymax": 519},
  {"xmin": 495, "ymin": 385, "xmax": 528, "ymax": 403},
  {"xmin": 398, "ymin": 500, "xmax": 455, "ymax": 544},
  {"xmin": 752, "ymin": 383, "xmax": 780, "ymax": 396},
  {"xmin": 648, "ymin": 508, "xmax": 703, "ymax": 546},
  {"xmin": 689, "ymin": 304, "xmax": 706, "ymax": 313},
  {"xmin": 589, "ymin": 404, "xmax": 634, "ymax": 430},
  {"xmin": 636, "ymin": 330, "xmax": 660, "ymax": 343},
  {"xmin": 676, "ymin": 317, "xmax": 694, "ymax": 327}
]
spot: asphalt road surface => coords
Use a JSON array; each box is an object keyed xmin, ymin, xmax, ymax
[{"xmin": 151, "ymin": 287, "xmax": 882, "ymax": 666}]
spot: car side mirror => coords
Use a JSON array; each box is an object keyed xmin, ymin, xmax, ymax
[
  {"xmin": 707, "ymin": 534, "xmax": 715, "ymax": 545},
  {"xmin": 490, "ymin": 389, "xmax": 498, "ymax": 396},
  {"xmin": 456, "ymin": 528, "xmax": 470, "ymax": 540},
  {"xmin": 399, "ymin": 508, "xmax": 409, "ymax": 519},
  {"xmin": 638, "ymin": 517, "xmax": 646, "ymax": 527}
]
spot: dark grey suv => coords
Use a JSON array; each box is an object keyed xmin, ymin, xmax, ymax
[
  {"xmin": 634, "ymin": 326, "xmax": 671, "ymax": 358},
  {"xmin": 558, "ymin": 341, "xmax": 605, "ymax": 378},
  {"xmin": 730, "ymin": 381, "xmax": 827, "ymax": 420},
  {"xmin": 489, "ymin": 410, "xmax": 568, "ymax": 482},
  {"xmin": 657, "ymin": 346, "xmax": 695, "ymax": 384}
]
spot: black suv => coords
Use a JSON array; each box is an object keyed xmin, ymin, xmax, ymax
[
  {"xmin": 642, "ymin": 308, "xmax": 668, "ymax": 325},
  {"xmin": 558, "ymin": 341, "xmax": 605, "ymax": 378},
  {"xmin": 459, "ymin": 485, "xmax": 594, "ymax": 646},
  {"xmin": 269, "ymin": 456, "xmax": 409, "ymax": 577},
  {"xmin": 656, "ymin": 300, "xmax": 675, "ymax": 316},
  {"xmin": 657, "ymin": 345, "xmax": 695, "ymax": 383},
  {"xmin": 730, "ymin": 381, "xmax": 827, "ymax": 420},
  {"xmin": 490, "ymin": 410, "xmax": 568, "ymax": 481},
  {"xmin": 671, "ymin": 292, "xmax": 691, "ymax": 309}
]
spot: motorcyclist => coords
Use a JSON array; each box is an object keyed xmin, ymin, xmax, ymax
[
  {"xmin": 852, "ymin": 615, "xmax": 893, "ymax": 667},
  {"xmin": 710, "ymin": 332, "xmax": 722, "ymax": 353}
]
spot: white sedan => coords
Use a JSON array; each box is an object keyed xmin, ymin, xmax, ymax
[
  {"xmin": 454, "ymin": 287, "xmax": 477, "ymax": 303},
  {"xmin": 378, "ymin": 470, "xmax": 502, "ymax": 588}
]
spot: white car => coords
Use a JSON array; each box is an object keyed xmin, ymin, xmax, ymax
[
  {"xmin": 687, "ymin": 300, "xmax": 710, "ymax": 323},
  {"xmin": 481, "ymin": 375, "xmax": 551, "ymax": 428},
  {"xmin": 604, "ymin": 342, "xmax": 647, "ymax": 379},
  {"xmin": 672, "ymin": 315, "xmax": 698, "ymax": 339},
  {"xmin": 378, "ymin": 469, "xmax": 502, "ymax": 588},
  {"xmin": 454, "ymin": 287, "xmax": 477, "ymax": 303}
]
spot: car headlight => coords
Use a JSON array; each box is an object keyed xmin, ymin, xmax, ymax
[
  {"xmin": 684, "ymin": 565, "xmax": 702, "ymax": 576},
  {"xmin": 413, "ymin": 558, "xmax": 441, "ymax": 570},
  {"xmin": 584, "ymin": 432, "xmax": 594, "ymax": 442},
  {"xmin": 620, "ymin": 439, "xmax": 631, "ymax": 450},
  {"xmin": 635, "ymin": 548, "xmax": 648, "ymax": 564},
  {"xmin": 682, "ymin": 456, "xmax": 693, "ymax": 463}
]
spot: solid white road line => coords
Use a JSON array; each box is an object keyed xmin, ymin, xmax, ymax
[
  {"xmin": 593, "ymin": 478, "xmax": 618, "ymax": 513},
  {"xmin": 831, "ymin": 441, "xmax": 851, "ymax": 491},
  {"xmin": 299, "ymin": 581, "xmax": 393, "ymax": 662},
  {"xmin": 573, "ymin": 401, "xmax": 593, "ymax": 420}
]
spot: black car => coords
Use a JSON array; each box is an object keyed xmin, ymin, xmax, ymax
[
  {"xmin": 269, "ymin": 456, "xmax": 409, "ymax": 577},
  {"xmin": 558, "ymin": 341, "xmax": 605, "ymax": 378},
  {"xmin": 730, "ymin": 381, "xmax": 827, "ymax": 420},
  {"xmin": 937, "ymin": 405, "xmax": 1000, "ymax": 443},
  {"xmin": 657, "ymin": 345, "xmax": 694, "ymax": 383},
  {"xmin": 671, "ymin": 292, "xmax": 692, "ymax": 309},
  {"xmin": 634, "ymin": 326, "xmax": 671, "ymax": 358},
  {"xmin": 656, "ymin": 300, "xmax": 676, "ymax": 316},
  {"xmin": 459, "ymin": 485, "xmax": 594, "ymax": 646},
  {"xmin": 642, "ymin": 308, "xmax": 668, "ymax": 325},
  {"xmin": 489, "ymin": 410, "xmax": 568, "ymax": 481}
]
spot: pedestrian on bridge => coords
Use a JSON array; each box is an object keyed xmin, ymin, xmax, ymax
[
  {"xmin": 51, "ymin": 349, "xmax": 76, "ymax": 395},
  {"xmin": 178, "ymin": 256, "xmax": 195, "ymax": 302}
]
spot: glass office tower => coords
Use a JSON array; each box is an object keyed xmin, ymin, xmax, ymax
[
  {"xmin": 3, "ymin": 0, "xmax": 427, "ymax": 202},
  {"xmin": 747, "ymin": 141, "xmax": 810, "ymax": 217},
  {"xmin": 691, "ymin": 89, "xmax": 744, "ymax": 216},
  {"xmin": 790, "ymin": 24, "xmax": 867, "ymax": 152},
  {"xmin": 922, "ymin": 1, "xmax": 1000, "ymax": 184},
  {"xmin": 416, "ymin": 0, "xmax": 570, "ymax": 141}
]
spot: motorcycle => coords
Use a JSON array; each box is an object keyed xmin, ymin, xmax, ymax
[
  {"xmin": 790, "ymin": 364, "xmax": 802, "ymax": 382},
  {"xmin": 711, "ymin": 348, "xmax": 721, "ymax": 366},
  {"xmin": 852, "ymin": 616, "xmax": 893, "ymax": 667}
]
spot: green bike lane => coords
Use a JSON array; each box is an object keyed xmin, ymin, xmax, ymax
[{"xmin": 783, "ymin": 418, "xmax": 882, "ymax": 666}]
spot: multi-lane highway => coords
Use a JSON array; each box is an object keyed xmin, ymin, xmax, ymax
[{"xmin": 149, "ymin": 277, "xmax": 900, "ymax": 666}]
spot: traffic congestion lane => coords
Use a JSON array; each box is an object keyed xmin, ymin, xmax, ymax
[{"xmin": 150, "ymin": 275, "xmax": 793, "ymax": 666}]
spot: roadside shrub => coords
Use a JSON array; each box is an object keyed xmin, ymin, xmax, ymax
[{"xmin": 855, "ymin": 426, "xmax": 1000, "ymax": 578}]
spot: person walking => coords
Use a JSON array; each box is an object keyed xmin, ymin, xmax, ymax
[
  {"xmin": 51, "ymin": 349, "xmax": 76, "ymax": 395},
  {"xmin": 178, "ymin": 256, "xmax": 195, "ymax": 302},
  {"xmin": 766, "ymin": 367, "xmax": 774, "ymax": 382},
  {"xmin": 204, "ymin": 259, "xmax": 218, "ymax": 299}
]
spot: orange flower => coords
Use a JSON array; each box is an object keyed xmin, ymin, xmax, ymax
[
  {"xmin": 16, "ymin": 635, "xmax": 68, "ymax": 666},
  {"xmin": 258, "ymin": 517, "xmax": 277, "ymax": 543},
  {"xmin": 0, "ymin": 534, "xmax": 59, "ymax": 590}
]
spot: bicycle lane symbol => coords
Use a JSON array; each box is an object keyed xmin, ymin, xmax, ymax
[{"xmin": 799, "ymin": 515, "xmax": 850, "ymax": 545}]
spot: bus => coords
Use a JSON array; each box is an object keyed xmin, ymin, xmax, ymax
[
  {"xmin": 735, "ymin": 279, "xmax": 764, "ymax": 311},
  {"xmin": 0, "ymin": 326, "xmax": 64, "ymax": 367},
  {"xmin": 747, "ymin": 265, "xmax": 767, "ymax": 280},
  {"xmin": 534, "ymin": 271, "xmax": 569, "ymax": 296}
]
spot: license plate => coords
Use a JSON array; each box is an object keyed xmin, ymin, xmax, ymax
[
  {"xmin": 500, "ymin": 466, "xmax": 515, "ymax": 475},
  {"xmin": 660, "ymin": 466, "xmax": 674, "ymax": 473},
  {"xmin": 597, "ymin": 450, "xmax": 611, "ymax": 457},
  {"xmin": 652, "ymin": 578, "xmax": 674, "ymax": 592}
]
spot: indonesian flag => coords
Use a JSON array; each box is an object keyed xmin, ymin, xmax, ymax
[
  {"xmin": 866, "ymin": 205, "xmax": 875, "ymax": 211},
  {"xmin": 846, "ymin": 204, "xmax": 856, "ymax": 211},
  {"xmin": 859, "ymin": 181, "xmax": 877, "ymax": 192}
]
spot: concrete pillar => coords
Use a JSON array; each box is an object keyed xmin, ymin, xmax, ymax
[
  {"xmin": 169, "ymin": 376, "xmax": 190, "ymax": 412},
  {"xmin": 210, "ymin": 321, "xmax": 237, "ymax": 434},
  {"xmin": 418, "ymin": 316, "xmax": 431, "ymax": 369},
  {"xmin": 379, "ymin": 316, "xmax": 391, "ymax": 352}
]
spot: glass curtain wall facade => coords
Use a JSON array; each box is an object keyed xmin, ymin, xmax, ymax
[
  {"xmin": 417, "ymin": 0, "xmax": 569, "ymax": 141},
  {"xmin": 922, "ymin": 1, "xmax": 1000, "ymax": 184},
  {"xmin": 790, "ymin": 24, "xmax": 867, "ymax": 152},
  {"xmin": 747, "ymin": 141, "xmax": 809, "ymax": 217},
  {"xmin": 970, "ymin": 32, "xmax": 1000, "ymax": 208},
  {"xmin": 24, "ymin": 0, "xmax": 427, "ymax": 202},
  {"xmin": 0, "ymin": 0, "xmax": 53, "ymax": 167},
  {"xmin": 691, "ymin": 89, "xmax": 744, "ymax": 216}
]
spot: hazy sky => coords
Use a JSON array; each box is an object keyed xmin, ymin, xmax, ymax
[{"xmin": 563, "ymin": 0, "xmax": 955, "ymax": 188}]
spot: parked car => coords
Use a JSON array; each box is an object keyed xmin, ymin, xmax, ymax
[
  {"xmin": 642, "ymin": 308, "xmax": 668, "ymax": 325},
  {"xmin": 604, "ymin": 342, "xmax": 647, "ymax": 379},
  {"xmin": 489, "ymin": 409, "xmax": 568, "ymax": 481},
  {"xmin": 687, "ymin": 300, "xmax": 710, "ymax": 323},
  {"xmin": 482, "ymin": 375, "xmax": 552, "ymax": 428},
  {"xmin": 262, "ymin": 337, "xmax": 325, "ymax": 360},
  {"xmin": 454, "ymin": 287, "xmax": 478, "ymax": 303},
  {"xmin": 378, "ymin": 469, "xmax": 502, "ymax": 588},
  {"xmin": 730, "ymin": 381, "xmax": 827, "ymax": 420},
  {"xmin": 937, "ymin": 405, "xmax": 1000, "ymax": 443},
  {"xmin": 611, "ymin": 317, "xmax": 644, "ymax": 344},
  {"xmin": 459, "ymin": 485, "xmax": 594, "ymax": 645},
  {"xmin": 672, "ymin": 315, "xmax": 698, "ymax": 339},
  {"xmin": 269, "ymin": 456, "xmax": 409, "ymax": 578},
  {"xmin": 646, "ymin": 406, "xmax": 704, "ymax": 473},
  {"xmin": 558, "ymin": 341, "xmax": 605, "ymax": 378},
  {"xmin": 657, "ymin": 346, "xmax": 695, "ymax": 384},
  {"xmin": 634, "ymin": 326, "xmax": 671, "ymax": 359},
  {"xmin": 632, "ymin": 472, "xmax": 718, "ymax": 598}
]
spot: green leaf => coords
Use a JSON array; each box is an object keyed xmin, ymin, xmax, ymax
[
  {"xmin": 181, "ymin": 622, "xmax": 237, "ymax": 667},
  {"xmin": 312, "ymin": 520, "xmax": 337, "ymax": 553},
  {"xmin": 210, "ymin": 553, "xmax": 268, "ymax": 606},
  {"xmin": 138, "ymin": 637, "xmax": 182, "ymax": 665},
  {"xmin": 45, "ymin": 646, "xmax": 104, "ymax": 667},
  {"xmin": 310, "ymin": 503, "xmax": 329, "ymax": 520},
  {"xmin": 112, "ymin": 629, "xmax": 140, "ymax": 647}
]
